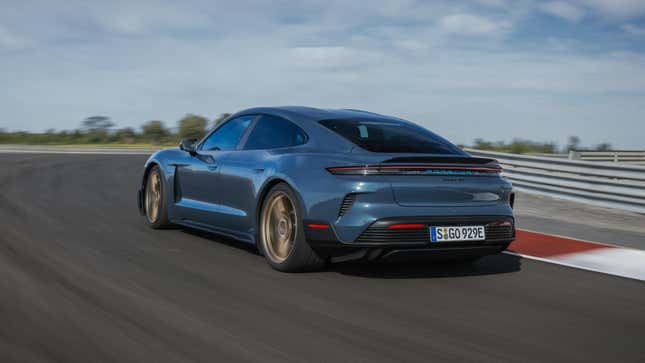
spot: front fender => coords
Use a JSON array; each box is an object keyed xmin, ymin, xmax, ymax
[{"xmin": 138, "ymin": 148, "xmax": 189, "ymax": 217}]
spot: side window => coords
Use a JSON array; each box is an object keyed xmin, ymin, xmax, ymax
[
  {"xmin": 200, "ymin": 115, "xmax": 254, "ymax": 151},
  {"xmin": 243, "ymin": 115, "xmax": 307, "ymax": 150}
]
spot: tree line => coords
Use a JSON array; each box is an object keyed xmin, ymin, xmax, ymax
[
  {"xmin": 0, "ymin": 113, "xmax": 231, "ymax": 146},
  {"xmin": 471, "ymin": 136, "xmax": 612, "ymax": 154},
  {"xmin": 1, "ymin": 115, "xmax": 613, "ymax": 153}
]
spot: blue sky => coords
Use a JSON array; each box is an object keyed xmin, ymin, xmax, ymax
[{"xmin": 1, "ymin": 0, "xmax": 644, "ymax": 148}]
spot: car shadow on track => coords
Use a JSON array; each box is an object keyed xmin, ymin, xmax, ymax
[
  {"xmin": 180, "ymin": 227, "xmax": 521, "ymax": 279},
  {"xmin": 329, "ymin": 254, "xmax": 522, "ymax": 279}
]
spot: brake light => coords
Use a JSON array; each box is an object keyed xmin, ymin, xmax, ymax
[
  {"xmin": 307, "ymin": 223, "xmax": 330, "ymax": 229},
  {"xmin": 488, "ymin": 220, "xmax": 513, "ymax": 227},
  {"xmin": 327, "ymin": 165, "xmax": 501, "ymax": 175},
  {"xmin": 388, "ymin": 223, "xmax": 425, "ymax": 229}
]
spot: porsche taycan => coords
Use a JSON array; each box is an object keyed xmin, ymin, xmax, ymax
[{"xmin": 138, "ymin": 107, "xmax": 515, "ymax": 271}]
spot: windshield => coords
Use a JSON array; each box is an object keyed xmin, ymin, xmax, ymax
[{"xmin": 319, "ymin": 119, "xmax": 465, "ymax": 154}]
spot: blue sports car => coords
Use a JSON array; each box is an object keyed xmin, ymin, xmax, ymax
[{"xmin": 138, "ymin": 107, "xmax": 515, "ymax": 271}]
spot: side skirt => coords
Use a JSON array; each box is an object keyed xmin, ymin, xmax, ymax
[{"xmin": 171, "ymin": 219, "xmax": 256, "ymax": 245}]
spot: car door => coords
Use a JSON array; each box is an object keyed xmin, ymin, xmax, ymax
[
  {"xmin": 214, "ymin": 114, "xmax": 309, "ymax": 236},
  {"xmin": 174, "ymin": 115, "xmax": 256, "ymax": 229}
]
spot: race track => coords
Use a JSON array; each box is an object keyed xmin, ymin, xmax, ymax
[{"xmin": 1, "ymin": 153, "xmax": 644, "ymax": 362}]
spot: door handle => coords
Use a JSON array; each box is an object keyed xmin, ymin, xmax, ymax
[{"xmin": 207, "ymin": 165, "xmax": 219, "ymax": 171}]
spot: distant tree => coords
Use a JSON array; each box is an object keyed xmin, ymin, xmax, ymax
[
  {"xmin": 0, "ymin": 129, "xmax": 9, "ymax": 143},
  {"xmin": 114, "ymin": 127, "xmax": 138, "ymax": 144},
  {"xmin": 80, "ymin": 116, "xmax": 114, "ymax": 143},
  {"xmin": 178, "ymin": 114, "xmax": 208, "ymax": 140},
  {"xmin": 566, "ymin": 135, "xmax": 581, "ymax": 152},
  {"xmin": 212, "ymin": 113, "xmax": 231, "ymax": 129},
  {"xmin": 542, "ymin": 142, "xmax": 557, "ymax": 154},
  {"xmin": 141, "ymin": 121, "xmax": 168, "ymax": 144},
  {"xmin": 595, "ymin": 143, "xmax": 612, "ymax": 152},
  {"xmin": 57, "ymin": 130, "xmax": 70, "ymax": 143},
  {"xmin": 473, "ymin": 138, "xmax": 493, "ymax": 150},
  {"xmin": 82, "ymin": 116, "xmax": 114, "ymax": 131},
  {"xmin": 472, "ymin": 138, "xmax": 558, "ymax": 154},
  {"xmin": 70, "ymin": 130, "xmax": 83, "ymax": 143},
  {"xmin": 508, "ymin": 139, "xmax": 530, "ymax": 154}
]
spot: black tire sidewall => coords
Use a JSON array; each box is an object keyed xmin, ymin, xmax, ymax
[
  {"xmin": 145, "ymin": 166, "xmax": 171, "ymax": 229},
  {"xmin": 258, "ymin": 183, "xmax": 324, "ymax": 272}
]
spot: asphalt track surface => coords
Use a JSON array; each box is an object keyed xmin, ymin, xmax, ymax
[{"xmin": 1, "ymin": 153, "xmax": 644, "ymax": 362}]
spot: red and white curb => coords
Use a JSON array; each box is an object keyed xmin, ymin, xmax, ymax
[{"xmin": 504, "ymin": 230, "xmax": 645, "ymax": 281}]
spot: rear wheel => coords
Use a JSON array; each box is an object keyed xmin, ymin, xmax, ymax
[
  {"xmin": 144, "ymin": 165, "xmax": 172, "ymax": 229},
  {"xmin": 259, "ymin": 183, "xmax": 326, "ymax": 272}
]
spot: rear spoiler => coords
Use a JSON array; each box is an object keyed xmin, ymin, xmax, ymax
[{"xmin": 381, "ymin": 156, "xmax": 498, "ymax": 165}]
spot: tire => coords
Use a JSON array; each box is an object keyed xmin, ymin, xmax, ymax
[
  {"xmin": 144, "ymin": 165, "xmax": 172, "ymax": 229},
  {"xmin": 258, "ymin": 183, "xmax": 326, "ymax": 272}
]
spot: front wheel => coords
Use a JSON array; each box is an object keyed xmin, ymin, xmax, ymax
[
  {"xmin": 259, "ymin": 183, "xmax": 326, "ymax": 272},
  {"xmin": 144, "ymin": 165, "xmax": 172, "ymax": 229}
]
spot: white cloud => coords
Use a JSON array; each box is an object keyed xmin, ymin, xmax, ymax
[
  {"xmin": 469, "ymin": 0, "xmax": 509, "ymax": 8},
  {"xmin": 91, "ymin": 2, "xmax": 211, "ymax": 35},
  {"xmin": 0, "ymin": 0, "xmax": 644, "ymax": 148},
  {"xmin": 0, "ymin": 26, "xmax": 32, "ymax": 50},
  {"xmin": 574, "ymin": 0, "xmax": 645, "ymax": 19},
  {"xmin": 540, "ymin": 1, "xmax": 585, "ymax": 22},
  {"xmin": 287, "ymin": 46, "xmax": 374, "ymax": 69},
  {"xmin": 394, "ymin": 39, "xmax": 430, "ymax": 52},
  {"xmin": 438, "ymin": 13, "xmax": 512, "ymax": 36},
  {"xmin": 373, "ymin": 0, "xmax": 419, "ymax": 17},
  {"xmin": 621, "ymin": 24, "xmax": 645, "ymax": 36}
]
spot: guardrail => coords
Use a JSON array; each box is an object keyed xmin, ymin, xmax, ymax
[
  {"xmin": 466, "ymin": 148, "xmax": 645, "ymax": 214},
  {"xmin": 568, "ymin": 150, "xmax": 645, "ymax": 164},
  {"xmin": 513, "ymin": 151, "xmax": 645, "ymax": 164},
  {"xmin": 3, "ymin": 144, "xmax": 644, "ymax": 214}
]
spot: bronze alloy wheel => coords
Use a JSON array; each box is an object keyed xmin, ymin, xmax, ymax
[
  {"xmin": 145, "ymin": 171, "xmax": 162, "ymax": 224},
  {"xmin": 261, "ymin": 191, "xmax": 298, "ymax": 263}
]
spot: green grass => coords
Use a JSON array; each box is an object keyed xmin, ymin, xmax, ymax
[
  {"xmin": 49, "ymin": 143, "xmax": 175, "ymax": 148},
  {"xmin": 0, "ymin": 143, "xmax": 176, "ymax": 148}
]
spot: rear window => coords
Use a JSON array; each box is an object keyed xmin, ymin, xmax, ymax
[{"xmin": 319, "ymin": 119, "xmax": 464, "ymax": 154}]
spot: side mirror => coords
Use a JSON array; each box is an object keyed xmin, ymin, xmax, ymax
[{"xmin": 179, "ymin": 138, "xmax": 198, "ymax": 155}]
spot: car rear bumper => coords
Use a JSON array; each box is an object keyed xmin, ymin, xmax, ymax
[{"xmin": 304, "ymin": 215, "xmax": 515, "ymax": 261}]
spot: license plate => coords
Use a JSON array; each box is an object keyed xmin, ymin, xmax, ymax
[{"xmin": 430, "ymin": 226, "xmax": 486, "ymax": 242}]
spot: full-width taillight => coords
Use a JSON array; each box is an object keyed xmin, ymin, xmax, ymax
[
  {"xmin": 326, "ymin": 165, "xmax": 501, "ymax": 176},
  {"xmin": 326, "ymin": 166, "xmax": 378, "ymax": 175}
]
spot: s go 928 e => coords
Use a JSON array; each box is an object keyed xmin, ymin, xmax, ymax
[{"xmin": 138, "ymin": 107, "xmax": 515, "ymax": 272}]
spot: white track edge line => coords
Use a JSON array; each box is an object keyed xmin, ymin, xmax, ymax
[{"xmin": 502, "ymin": 250, "xmax": 645, "ymax": 282}]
